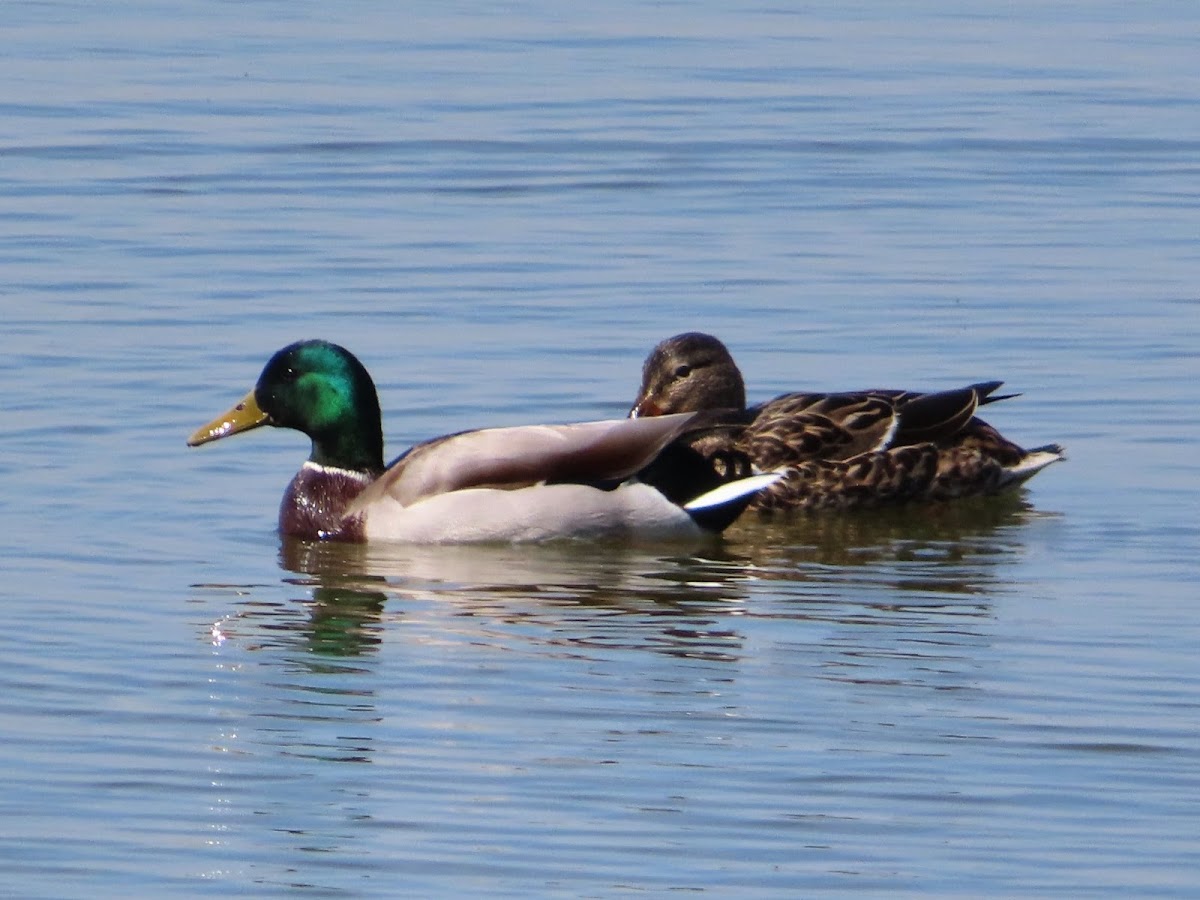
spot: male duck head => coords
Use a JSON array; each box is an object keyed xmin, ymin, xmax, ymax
[
  {"xmin": 629, "ymin": 332, "xmax": 747, "ymax": 417},
  {"xmin": 189, "ymin": 340, "xmax": 386, "ymax": 541},
  {"xmin": 189, "ymin": 340, "xmax": 385, "ymax": 476}
]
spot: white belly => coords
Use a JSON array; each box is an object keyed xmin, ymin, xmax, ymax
[{"xmin": 360, "ymin": 482, "xmax": 702, "ymax": 544}]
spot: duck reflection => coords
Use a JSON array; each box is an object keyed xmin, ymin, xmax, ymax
[
  {"xmin": 723, "ymin": 493, "xmax": 1052, "ymax": 688},
  {"xmin": 728, "ymin": 492, "xmax": 1040, "ymax": 586},
  {"xmin": 301, "ymin": 585, "xmax": 388, "ymax": 657},
  {"xmin": 261, "ymin": 491, "xmax": 1046, "ymax": 668},
  {"xmin": 274, "ymin": 541, "xmax": 389, "ymax": 659},
  {"xmin": 279, "ymin": 535, "xmax": 757, "ymax": 662},
  {"xmin": 199, "ymin": 492, "xmax": 1053, "ymax": 796}
]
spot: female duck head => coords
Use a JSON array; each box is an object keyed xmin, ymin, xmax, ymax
[
  {"xmin": 190, "ymin": 340, "xmax": 385, "ymax": 475},
  {"xmin": 630, "ymin": 332, "xmax": 747, "ymax": 417}
]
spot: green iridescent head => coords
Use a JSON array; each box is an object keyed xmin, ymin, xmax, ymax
[{"xmin": 189, "ymin": 340, "xmax": 385, "ymax": 474}]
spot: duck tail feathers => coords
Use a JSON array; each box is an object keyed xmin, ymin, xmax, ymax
[
  {"xmin": 974, "ymin": 381, "xmax": 1021, "ymax": 405},
  {"xmin": 1004, "ymin": 443, "xmax": 1067, "ymax": 486}
]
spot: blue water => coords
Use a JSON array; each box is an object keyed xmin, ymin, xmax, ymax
[{"xmin": 2, "ymin": 1, "xmax": 1199, "ymax": 896}]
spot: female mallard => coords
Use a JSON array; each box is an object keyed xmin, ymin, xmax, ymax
[
  {"xmin": 629, "ymin": 332, "xmax": 1064, "ymax": 512},
  {"xmin": 188, "ymin": 340, "xmax": 780, "ymax": 543}
]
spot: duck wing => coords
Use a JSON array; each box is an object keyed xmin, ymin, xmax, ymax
[
  {"xmin": 890, "ymin": 381, "xmax": 1015, "ymax": 446},
  {"xmin": 344, "ymin": 412, "xmax": 698, "ymax": 514},
  {"xmin": 744, "ymin": 392, "xmax": 900, "ymax": 465}
]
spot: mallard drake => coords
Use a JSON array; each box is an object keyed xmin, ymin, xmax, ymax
[
  {"xmin": 188, "ymin": 340, "xmax": 781, "ymax": 543},
  {"xmin": 629, "ymin": 332, "xmax": 1065, "ymax": 512}
]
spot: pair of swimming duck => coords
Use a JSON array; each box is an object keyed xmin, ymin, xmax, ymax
[{"xmin": 188, "ymin": 333, "xmax": 1064, "ymax": 544}]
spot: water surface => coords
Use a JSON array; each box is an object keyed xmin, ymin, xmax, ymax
[{"xmin": 2, "ymin": 1, "xmax": 1199, "ymax": 896}]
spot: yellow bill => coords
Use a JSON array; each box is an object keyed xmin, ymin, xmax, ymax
[{"xmin": 187, "ymin": 390, "xmax": 269, "ymax": 446}]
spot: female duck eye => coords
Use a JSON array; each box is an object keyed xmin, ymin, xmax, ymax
[{"xmin": 673, "ymin": 364, "xmax": 692, "ymax": 379}]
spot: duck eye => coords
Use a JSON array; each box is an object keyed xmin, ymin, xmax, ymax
[{"xmin": 673, "ymin": 364, "xmax": 692, "ymax": 379}]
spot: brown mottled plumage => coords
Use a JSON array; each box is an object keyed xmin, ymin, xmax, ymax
[{"xmin": 629, "ymin": 332, "xmax": 1065, "ymax": 512}]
